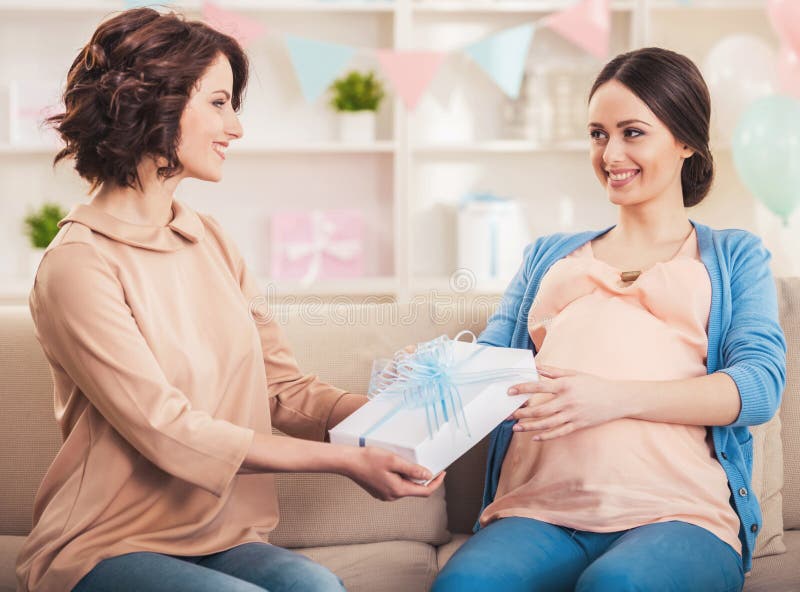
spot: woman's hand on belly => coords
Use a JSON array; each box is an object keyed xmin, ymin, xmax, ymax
[{"xmin": 507, "ymin": 365, "xmax": 631, "ymax": 441}]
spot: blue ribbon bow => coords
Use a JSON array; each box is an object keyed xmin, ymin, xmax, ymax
[{"xmin": 359, "ymin": 331, "xmax": 536, "ymax": 446}]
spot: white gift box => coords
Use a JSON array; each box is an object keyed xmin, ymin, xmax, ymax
[{"xmin": 329, "ymin": 340, "xmax": 537, "ymax": 477}]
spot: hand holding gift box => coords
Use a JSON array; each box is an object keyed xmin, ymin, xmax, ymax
[{"xmin": 329, "ymin": 331, "xmax": 538, "ymax": 479}]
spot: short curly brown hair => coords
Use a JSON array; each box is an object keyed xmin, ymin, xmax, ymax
[{"xmin": 48, "ymin": 7, "xmax": 249, "ymax": 192}]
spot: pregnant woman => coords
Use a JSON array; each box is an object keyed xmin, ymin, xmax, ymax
[{"xmin": 433, "ymin": 47, "xmax": 786, "ymax": 592}]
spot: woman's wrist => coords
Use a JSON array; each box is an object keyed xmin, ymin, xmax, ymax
[
  {"xmin": 332, "ymin": 445, "xmax": 363, "ymax": 478},
  {"xmin": 612, "ymin": 379, "xmax": 641, "ymax": 420}
]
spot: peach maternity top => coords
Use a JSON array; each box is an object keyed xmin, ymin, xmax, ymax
[
  {"xmin": 480, "ymin": 229, "xmax": 742, "ymax": 554},
  {"xmin": 16, "ymin": 199, "xmax": 350, "ymax": 592}
]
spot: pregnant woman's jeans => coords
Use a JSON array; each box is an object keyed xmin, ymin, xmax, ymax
[{"xmin": 433, "ymin": 516, "xmax": 744, "ymax": 592}]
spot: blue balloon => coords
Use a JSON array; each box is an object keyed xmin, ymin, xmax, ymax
[{"xmin": 732, "ymin": 95, "xmax": 800, "ymax": 224}]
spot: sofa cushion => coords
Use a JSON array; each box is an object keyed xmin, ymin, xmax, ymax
[
  {"xmin": 0, "ymin": 307, "xmax": 61, "ymax": 537},
  {"xmin": 298, "ymin": 540, "xmax": 438, "ymax": 592},
  {"xmin": 437, "ymin": 533, "xmax": 469, "ymax": 571},
  {"xmin": 270, "ymin": 471, "xmax": 449, "ymax": 548},
  {"xmin": 0, "ymin": 535, "xmax": 24, "ymax": 592},
  {"xmin": 750, "ymin": 414, "xmax": 785, "ymax": 557},
  {"xmin": 742, "ymin": 529, "xmax": 800, "ymax": 591},
  {"xmin": 777, "ymin": 278, "xmax": 800, "ymax": 529},
  {"xmin": 443, "ymin": 434, "xmax": 490, "ymax": 535}
]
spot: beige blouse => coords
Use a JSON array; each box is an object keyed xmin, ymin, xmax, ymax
[{"xmin": 16, "ymin": 199, "xmax": 350, "ymax": 592}]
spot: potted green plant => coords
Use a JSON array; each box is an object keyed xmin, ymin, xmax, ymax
[
  {"xmin": 329, "ymin": 70, "xmax": 385, "ymax": 143},
  {"xmin": 23, "ymin": 202, "xmax": 67, "ymax": 277}
]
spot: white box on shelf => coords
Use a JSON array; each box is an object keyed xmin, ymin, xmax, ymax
[
  {"xmin": 457, "ymin": 195, "xmax": 530, "ymax": 282},
  {"xmin": 329, "ymin": 339, "xmax": 536, "ymax": 477}
]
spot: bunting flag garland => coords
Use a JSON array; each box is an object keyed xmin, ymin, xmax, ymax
[
  {"xmin": 202, "ymin": 1, "xmax": 267, "ymax": 48},
  {"xmin": 118, "ymin": 0, "xmax": 616, "ymax": 109},
  {"xmin": 285, "ymin": 36, "xmax": 357, "ymax": 102},
  {"xmin": 375, "ymin": 50, "xmax": 447, "ymax": 110},
  {"xmin": 545, "ymin": 0, "xmax": 611, "ymax": 60},
  {"xmin": 465, "ymin": 24, "xmax": 536, "ymax": 100}
]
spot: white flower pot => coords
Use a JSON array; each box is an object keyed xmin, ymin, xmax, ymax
[{"xmin": 339, "ymin": 111, "xmax": 376, "ymax": 144}]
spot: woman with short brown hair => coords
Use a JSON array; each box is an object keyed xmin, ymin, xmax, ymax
[{"xmin": 16, "ymin": 8, "xmax": 443, "ymax": 592}]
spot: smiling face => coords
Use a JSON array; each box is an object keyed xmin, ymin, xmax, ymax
[
  {"xmin": 176, "ymin": 53, "xmax": 243, "ymax": 182},
  {"xmin": 587, "ymin": 80, "xmax": 694, "ymax": 209}
]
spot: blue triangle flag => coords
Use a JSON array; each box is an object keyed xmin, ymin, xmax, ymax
[
  {"xmin": 465, "ymin": 24, "xmax": 535, "ymax": 100},
  {"xmin": 285, "ymin": 36, "xmax": 357, "ymax": 103}
]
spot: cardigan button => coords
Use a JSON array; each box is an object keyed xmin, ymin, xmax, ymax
[
  {"xmin": 721, "ymin": 452, "xmax": 728, "ymax": 460},
  {"xmin": 739, "ymin": 487, "xmax": 748, "ymax": 497},
  {"xmin": 751, "ymin": 524, "xmax": 758, "ymax": 533}
]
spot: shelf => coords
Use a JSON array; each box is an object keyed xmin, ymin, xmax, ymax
[
  {"xmin": 256, "ymin": 276, "xmax": 400, "ymax": 296},
  {"xmin": 0, "ymin": 0, "xmax": 790, "ymax": 301},
  {"xmin": 0, "ymin": 1, "xmax": 396, "ymax": 13},
  {"xmin": 414, "ymin": 139, "xmax": 588, "ymax": 154},
  {"xmin": 0, "ymin": 142, "xmax": 396, "ymax": 156},
  {"xmin": 412, "ymin": 0, "xmax": 636, "ymax": 14},
  {"xmin": 0, "ymin": 278, "xmax": 33, "ymax": 303},
  {"xmin": 411, "ymin": 275, "xmax": 509, "ymax": 295}
]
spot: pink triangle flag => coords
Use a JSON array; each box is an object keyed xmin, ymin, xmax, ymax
[
  {"xmin": 375, "ymin": 50, "xmax": 446, "ymax": 110},
  {"xmin": 545, "ymin": 0, "xmax": 610, "ymax": 60},
  {"xmin": 202, "ymin": 1, "xmax": 266, "ymax": 48}
]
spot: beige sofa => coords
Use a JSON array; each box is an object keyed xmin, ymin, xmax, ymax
[{"xmin": 1, "ymin": 279, "xmax": 798, "ymax": 591}]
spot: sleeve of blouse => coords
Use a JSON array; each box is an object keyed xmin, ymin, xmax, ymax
[
  {"xmin": 717, "ymin": 233, "xmax": 787, "ymax": 427},
  {"xmin": 477, "ymin": 240, "xmax": 538, "ymax": 347},
  {"xmin": 30, "ymin": 242, "xmax": 255, "ymax": 497},
  {"xmin": 232, "ymin": 246, "xmax": 349, "ymax": 442}
]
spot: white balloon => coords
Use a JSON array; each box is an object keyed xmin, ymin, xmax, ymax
[{"xmin": 703, "ymin": 35, "xmax": 777, "ymax": 143}]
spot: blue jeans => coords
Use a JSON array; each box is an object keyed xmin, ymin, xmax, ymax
[
  {"xmin": 433, "ymin": 517, "xmax": 744, "ymax": 592},
  {"xmin": 72, "ymin": 541, "xmax": 345, "ymax": 592}
]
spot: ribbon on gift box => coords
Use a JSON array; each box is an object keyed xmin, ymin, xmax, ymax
[
  {"xmin": 359, "ymin": 331, "xmax": 537, "ymax": 446},
  {"xmin": 282, "ymin": 210, "xmax": 362, "ymax": 285}
]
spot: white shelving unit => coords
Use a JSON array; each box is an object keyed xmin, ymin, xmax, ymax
[{"xmin": 0, "ymin": 0, "xmax": 785, "ymax": 305}]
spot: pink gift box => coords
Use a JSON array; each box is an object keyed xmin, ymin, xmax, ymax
[{"xmin": 270, "ymin": 209, "xmax": 364, "ymax": 282}]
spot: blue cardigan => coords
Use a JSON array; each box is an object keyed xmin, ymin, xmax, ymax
[{"xmin": 476, "ymin": 220, "xmax": 787, "ymax": 574}]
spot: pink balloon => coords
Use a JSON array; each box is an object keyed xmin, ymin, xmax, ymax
[
  {"xmin": 768, "ymin": 0, "xmax": 800, "ymax": 56},
  {"xmin": 778, "ymin": 45, "xmax": 800, "ymax": 99}
]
